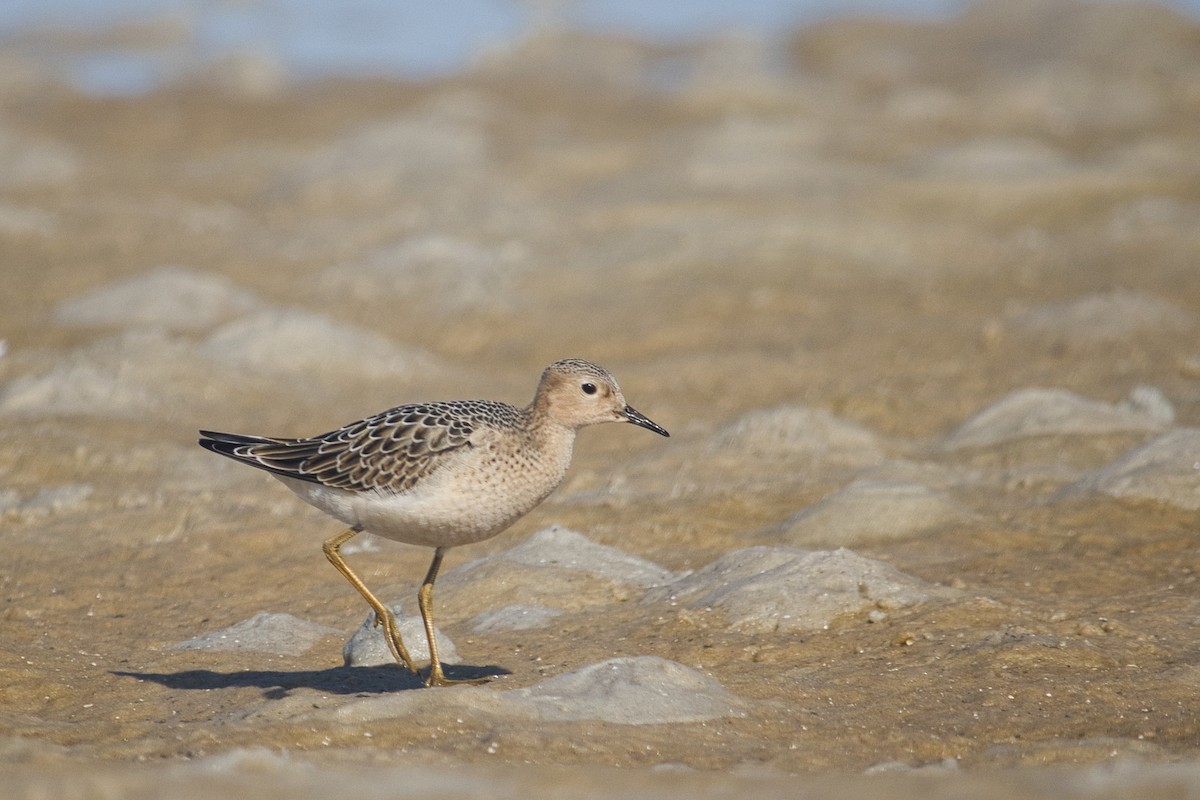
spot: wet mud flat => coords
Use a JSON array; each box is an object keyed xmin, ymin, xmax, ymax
[{"xmin": 3, "ymin": 1, "xmax": 1200, "ymax": 797}]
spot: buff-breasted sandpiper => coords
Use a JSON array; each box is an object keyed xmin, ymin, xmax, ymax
[{"xmin": 198, "ymin": 358, "xmax": 669, "ymax": 686}]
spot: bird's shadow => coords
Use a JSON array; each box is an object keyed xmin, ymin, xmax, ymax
[{"xmin": 113, "ymin": 663, "xmax": 510, "ymax": 696}]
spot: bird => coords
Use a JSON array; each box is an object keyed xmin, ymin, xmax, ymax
[{"xmin": 198, "ymin": 358, "xmax": 669, "ymax": 687}]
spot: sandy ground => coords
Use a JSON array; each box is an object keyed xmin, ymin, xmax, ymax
[{"xmin": 3, "ymin": 1, "xmax": 1200, "ymax": 796}]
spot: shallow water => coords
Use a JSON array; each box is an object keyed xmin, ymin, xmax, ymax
[{"xmin": 2, "ymin": 1, "xmax": 1200, "ymax": 796}]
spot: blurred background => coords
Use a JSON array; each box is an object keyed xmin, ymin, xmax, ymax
[
  {"xmin": 4, "ymin": 0, "xmax": 1199, "ymax": 95},
  {"xmin": 4, "ymin": 0, "xmax": 1200, "ymax": 794}
]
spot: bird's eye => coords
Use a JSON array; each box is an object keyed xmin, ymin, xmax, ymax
[{"xmin": 581, "ymin": 382, "xmax": 597, "ymax": 395}]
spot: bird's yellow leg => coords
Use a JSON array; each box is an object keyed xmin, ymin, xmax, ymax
[
  {"xmin": 419, "ymin": 547, "xmax": 490, "ymax": 687},
  {"xmin": 323, "ymin": 527, "xmax": 417, "ymax": 674}
]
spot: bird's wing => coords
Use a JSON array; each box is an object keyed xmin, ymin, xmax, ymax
[{"xmin": 198, "ymin": 402, "xmax": 486, "ymax": 493}]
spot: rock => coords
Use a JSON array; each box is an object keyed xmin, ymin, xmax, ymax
[
  {"xmin": 853, "ymin": 458, "xmax": 986, "ymax": 491},
  {"xmin": 323, "ymin": 234, "xmax": 529, "ymax": 311},
  {"xmin": 709, "ymin": 405, "xmax": 884, "ymax": 467},
  {"xmin": 940, "ymin": 387, "xmax": 1173, "ymax": 451},
  {"xmin": 865, "ymin": 757, "xmax": 960, "ymax": 774},
  {"xmin": 52, "ymin": 266, "xmax": 260, "ymax": 331},
  {"xmin": 681, "ymin": 34, "xmax": 794, "ymax": 102},
  {"xmin": 0, "ymin": 483, "xmax": 93, "ymax": 520},
  {"xmin": 1106, "ymin": 197, "xmax": 1200, "ymax": 243},
  {"xmin": 0, "ymin": 201, "xmax": 57, "ymax": 237},
  {"xmin": 645, "ymin": 547, "xmax": 936, "ymax": 634},
  {"xmin": 0, "ymin": 331, "xmax": 200, "ymax": 418},
  {"xmin": 171, "ymin": 612, "xmax": 341, "ymax": 657},
  {"xmin": 457, "ymin": 526, "xmax": 675, "ymax": 588},
  {"xmin": 505, "ymin": 657, "xmax": 742, "ymax": 724},
  {"xmin": 773, "ymin": 481, "xmax": 976, "ymax": 546},
  {"xmin": 910, "ymin": 137, "xmax": 1073, "ymax": 179},
  {"xmin": 469, "ymin": 604, "xmax": 564, "ymax": 633},
  {"xmin": 296, "ymin": 682, "xmax": 512, "ymax": 727},
  {"xmin": 1061, "ymin": 429, "xmax": 1200, "ymax": 510},
  {"xmin": 198, "ymin": 309, "xmax": 438, "ymax": 379},
  {"xmin": 437, "ymin": 527, "xmax": 677, "ymax": 617},
  {"xmin": 1007, "ymin": 289, "xmax": 1195, "ymax": 346},
  {"xmin": 282, "ymin": 656, "xmax": 744, "ymax": 727},
  {"xmin": 193, "ymin": 50, "xmax": 289, "ymax": 99},
  {"xmin": 0, "ymin": 125, "xmax": 78, "ymax": 188},
  {"xmin": 687, "ymin": 113, "xmax": 826, "ymax": 192},
  {"xmin": 1123, "ymin": 385, "xmax": 1176, "ymax": 425},
  {"xmin": 342, "ymin": 605, "xmax": 459, "ymax": 668},
  {"xmin": 283, "ymin": 99, "xmax": 490, "ymax": 207}
]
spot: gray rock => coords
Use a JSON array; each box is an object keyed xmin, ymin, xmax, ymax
[
  {"xmin": 436, "ymin": 527, "xmax": 677, "ymax": 619},
  {"xmin": 0, "ymin": 483, "xmax": 93, "ymax": 519},
  {"xmin": 1123, "ymin": 385, "xmax": 1176, "ymax": 426},
  {"xmin": 342, "ymin": 604, "xmax": 459, "ymax": 668},
  {"xmin": 1107, "ymin": 197, "xmax": 1200, "ymax": 242},
  {"xmin": 0, "ymin": 201, "xmax": 58, "ymax": 237},
  {"xmin": 709, "ymin": 405, "xmax": 884, "ymax": 467},
  {"xmin": 505, "ymin": 656, "xmax": 743, "ymax": 724},
  {"xmin": 199, "ymin": 309, "xmax": 438, "ymax": 378},
  {"xmin": 941, "ymin": 387, "xmax": 1173, "ymax": 451},
  {"xmin": 453, "ymin": 526, "xmax": 675, "ymax": 588},
  {"xmin": 324, "ymin": 234, "xmax": 529, "ymax": 311},
  {"xmin": 645, "ymin": 546, "xmax": 935, "ymax": 634},
  {"xmin": 52, "ymin": 266, "xmax": 260, "ymax": 331},
  {"xmin": 910, "ymin": 136, "xmax": 1072, "ymax": 179},
  {"xmin": 687, "ymin": 113, "xmax": 827, "ymax": 192},
  {"xmin": 171, "ymin": 612, "xmax": 341, "ymax": 657},
  {"xmin": 1007, "ymin": 289, "xmax": 1195, "ymax": 345},
  {"xmin": 285, "ymin": 99, "xmax": 490, "ymax": 206},
  {"xmin": 281, "ymin": 656, "xmax": 743, "ymax": 727},
  {"xmin": 773, "ymin": 481, "xmax": 976, "ymax": 546},
  {"xmin": 1062, "ymin": 429, "xmax": 1200, "ymax": 510},
  {"xmin": 469, "ymin": 604, "xmax": 564, "ymax": 633},
  {"xmin": 853, "ymin": 458, "xmax": 986, "ymax": 491},
  {"xmin": 288, "ymin": 681, "xmax": 513, "ymax": 726},
  {"xmin": 0, "ymin": 126, "xmax": 79, "ymax": 188},
  {"xmin": 0, "ymin": 331, "xmax": 198, "ymax": 418}
]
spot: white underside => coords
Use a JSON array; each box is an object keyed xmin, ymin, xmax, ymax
[{"xmin": 273, "ymin": 431, "xmax": 574, "ymax": 548}]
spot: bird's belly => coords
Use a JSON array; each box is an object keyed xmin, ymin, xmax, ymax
[
  {"xmin": 353, "ymin": 487, "xmax": 537, "ymax": 547},
  {"xmin": 275, "ymin": 453, "xmax": 565, "ymax": 548}
]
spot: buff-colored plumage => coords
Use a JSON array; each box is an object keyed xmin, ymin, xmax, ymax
[{"xmin": 199, "ymin": 358, "xmax": 668, "ymax": 686}]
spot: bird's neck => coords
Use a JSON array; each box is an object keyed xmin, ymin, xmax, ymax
[{"xmin": 524, "ymin": 405, "xmax": 578, "ymax": 456}]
